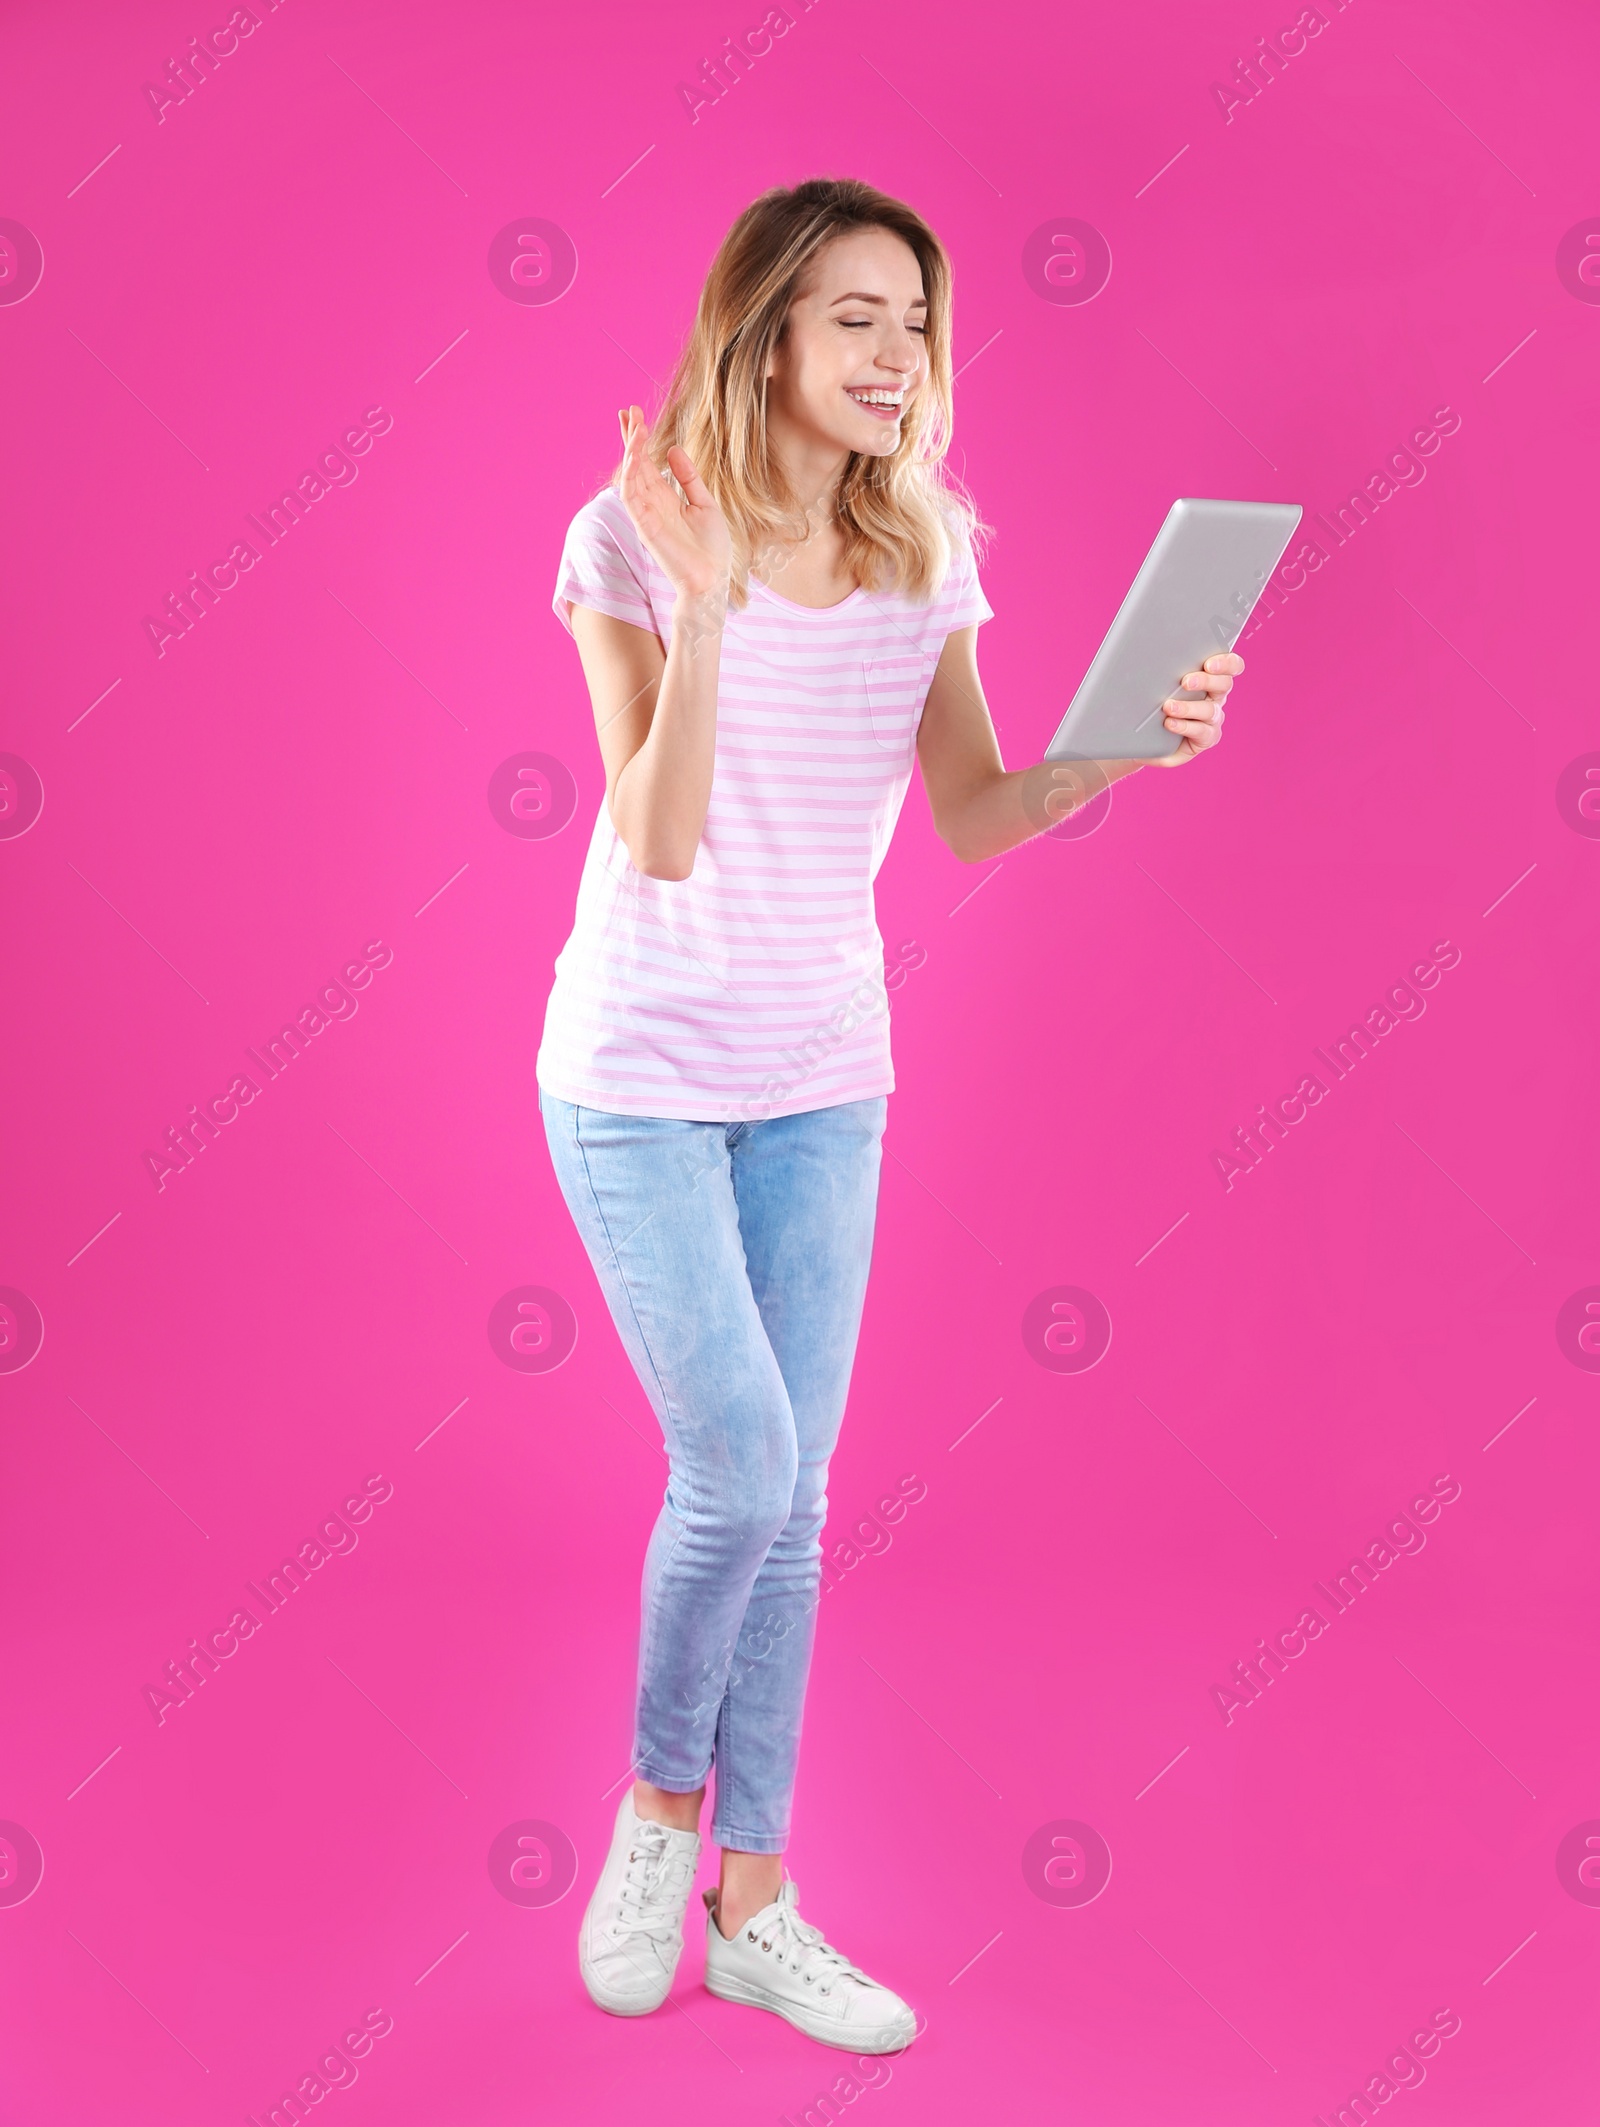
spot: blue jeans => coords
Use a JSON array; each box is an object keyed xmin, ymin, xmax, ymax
[{"xmin": 539, "ymin": 1089, "xmax": 887, "ymax": 1853}]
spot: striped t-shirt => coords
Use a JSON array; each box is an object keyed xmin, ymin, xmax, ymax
[{"xmin": 536, "ymin": 483, "xmax": 994, "ymax": 1122}]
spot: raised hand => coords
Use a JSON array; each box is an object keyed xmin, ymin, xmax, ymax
[
  {"xmin": 616, "ymin": 405, "xmax": 732, "ymax": 604},
  {"xmin": 1148, "ymin": 652, "xmax": 1244, "ymax": 766}
]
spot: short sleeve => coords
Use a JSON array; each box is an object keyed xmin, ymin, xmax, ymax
[
  {"xmin": 937, "ymin": 521, "xmax": 994, "ymax": 632},
  {"xmin": 552, "ymin": 487, "xmax": 659, "ymax": 638}
]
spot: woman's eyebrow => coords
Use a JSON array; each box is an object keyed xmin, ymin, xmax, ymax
[{"xmin": 828, "ymin": 290, "xmax": 929, "ymax": 307}]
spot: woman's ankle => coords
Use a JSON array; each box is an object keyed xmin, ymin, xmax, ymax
[
  {"xmin": 632, "ymin": 1777, "xmax": 704, "ymax": 1832},
  {"xmin": 716, "ymin": 1851, "xmax": 783, "ymax": 1935}
]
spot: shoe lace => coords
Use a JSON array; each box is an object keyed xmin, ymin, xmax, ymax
[
  {"xmin": 611, "ymin": 1822, "xmax": 696, "ymax": 1945},
  {"xmin": 751, "ymin": 1892, "xmax": 871, "ymax": 1999}
]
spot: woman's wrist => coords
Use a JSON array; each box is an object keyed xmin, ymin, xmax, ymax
[
  {"xmin": 672, "ymin": 571, "xmax": 729, "ymax": 611},
  {"xmin": 672, "ymin": 580, "xmax": 730, "ymax": 651}
]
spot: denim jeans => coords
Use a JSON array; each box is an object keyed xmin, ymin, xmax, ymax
[{"xmin": 539, "ymin": 1088, "xmax": 887, "ymax": 1853}]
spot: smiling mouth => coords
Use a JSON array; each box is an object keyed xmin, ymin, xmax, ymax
[{"xmin": 845, "ymin": 387, "xmax": 906, "ymax": 422}]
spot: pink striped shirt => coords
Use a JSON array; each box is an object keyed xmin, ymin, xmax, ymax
[{"xmin": 537, "ymin": 484, "xmax": 994, "ymax": 1121}]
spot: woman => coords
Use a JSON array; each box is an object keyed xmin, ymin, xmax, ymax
[{"xmin": 537, "ymin": 176, "xmax": 1240, "ymax": 2053}]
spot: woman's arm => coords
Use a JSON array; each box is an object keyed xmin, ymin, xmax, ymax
[
  {"xmin": 916, "ymin": 625, "xmax": 1242, "ymax": 864},
  {"xmin": 568, "ymin": 407, "xmax": 734, "ymax": 883},
  {"xmin": 571, "ymin": 588, "xmax": 726, "ymax": 881}
]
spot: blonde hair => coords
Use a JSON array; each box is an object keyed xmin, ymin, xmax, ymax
[{"xmin": 607, "ymin": 175, "xmax": 990, "ymax": 610}]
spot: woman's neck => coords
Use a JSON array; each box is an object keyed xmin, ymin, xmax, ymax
[{"xmin": 765, "ymin": 419, "xmax": 848, "ymax": 532}]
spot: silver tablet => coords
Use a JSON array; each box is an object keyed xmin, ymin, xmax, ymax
[{"xmin": 1044, "ymin": 498, "xmax": 1303, "ymax": 762}]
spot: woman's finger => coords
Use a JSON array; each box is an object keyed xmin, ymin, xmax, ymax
[
  {"xmin": 665, "ymin": 443, "xmax": 711, "ymax": 509},
  {"xmin": 619, "ymin": 410, "xmax": 642, "ymax": 481},
  {"xmin": 1203, "ymin": 653, "xmax": 1245, "ymax": 676},
  {"xmin": 622, "ymin": 419, "xmax": 672, "ymax": 518},
  {"xmin": 1164, "ymin": 699, "xmax": 1222, "ymax": 730}
]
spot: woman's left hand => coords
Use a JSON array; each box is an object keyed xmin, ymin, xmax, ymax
[{"xmin": 1148, "ymin": 652, "xmax": 1244, "ymax": 766}]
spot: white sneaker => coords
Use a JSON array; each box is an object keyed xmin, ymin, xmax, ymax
[
  {"xmin": 578, "ymin": 1792, "xmax": 702, "ymax": 2015},
  {"xmin": 702, "ymin": 1879, "xmax": 918, "ymax": 2053}
]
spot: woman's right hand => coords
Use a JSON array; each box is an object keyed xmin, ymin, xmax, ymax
[{"xmin": 617, "ymin": 405, "xmax": 732, "ymax": 604}]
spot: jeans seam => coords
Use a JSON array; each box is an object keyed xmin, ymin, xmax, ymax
[
  {"xmin": 564, "ymin": 1102, "xmax": 706, "ymax": 1782},
  {"xmin": 718, "ymin": 1661, "xmax": 737, "ymax": 1835},
  {"xmin": 567, "ymin": 1104, "xmax": 694, "ymax": 1515},
  {"xmin": 634, "ymin": 1757, "xmax": 713, "ymax": 1793},
  {"xmin": 710, "ymin": 1821, "xmax": 788, "ymax": 1853}
]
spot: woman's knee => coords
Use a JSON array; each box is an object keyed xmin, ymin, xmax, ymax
[{"xmin": 705, "ymin": 1450, "xmax": 799, "ymax": 1555}]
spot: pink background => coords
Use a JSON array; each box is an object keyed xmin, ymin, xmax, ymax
[{"xmin": 3, "ymin": 0, "xmax": 1597, "ymax": 2120}]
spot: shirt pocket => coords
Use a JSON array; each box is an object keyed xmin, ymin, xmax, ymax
[{"xmin": 861, "ymin": 650, "xmax": 935, "ymax": 756}]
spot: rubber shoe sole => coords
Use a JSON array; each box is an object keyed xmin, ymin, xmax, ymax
[{"xmin": 703, "ymin": 1967, "xmax": 917, "ymax": 2053}]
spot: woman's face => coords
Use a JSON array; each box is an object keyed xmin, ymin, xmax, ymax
[{"xmin": 764, "ymin": 226, "xmax": 927, "ymax": 461}]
